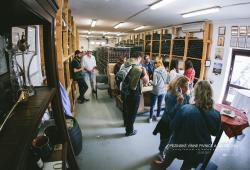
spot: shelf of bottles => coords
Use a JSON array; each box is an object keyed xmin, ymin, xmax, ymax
[
  {"xmin": 96, "ymin": 47, "xmax": 131, "ymax": 74},
  {"xmin": 172, "ymin": 37, "xmax": 185, "ymax": 57},
  {"xmin": 187, "ymin": 39, "xmax": 203, "ymax": 60}
]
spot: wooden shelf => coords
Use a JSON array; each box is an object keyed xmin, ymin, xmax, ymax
[
  {"xmin": 0, "ymin": 87, "xmax": 56, "ymax": 170},
  {"xmin": 187, "ymin": 57, "xmax": 202, "ymax": 60},
  {"xmin": 172, "ymin": 55, "xmax": 184, "ymax": 58},
  {"xmin": 67, "ymin": 80, "xmax": 73, "ymax": 94},
  {"xmin": 63, "ymin": 53, "xmax": 74, "ymax": 63},
  {"xmin": 188, "ymin": 39, "xmax": 203, "ymax": 41}
]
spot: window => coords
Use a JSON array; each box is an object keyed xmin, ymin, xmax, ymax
[{"xmin": 223, "ymin": 49, "xmax": 250, "ymax": 104}]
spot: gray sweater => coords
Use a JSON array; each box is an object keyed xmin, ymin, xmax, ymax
[{"xmin": 152, "ymin": 67, "xmax": 168, "ymax": 95}]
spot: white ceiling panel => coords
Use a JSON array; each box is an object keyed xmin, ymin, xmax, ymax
[{"xmin": 69, "ymin": 0, "xmax": 250, "ymax": 34}]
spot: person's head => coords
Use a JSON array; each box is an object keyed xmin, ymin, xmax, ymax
[
  {"xmin": 170, "ymin": 59, "xmax": 179, "ymax": 73},
  {"xmin": 154, "ymin": 56, "xmax": 163, "ymax": 68},
  {"xmin": 163, "ymin": 60, "xmax": 170, "ymax": 70},
  {"xmin": 118, "ymin": 56, "xmax": 126, "ymax": 64},
  {"xmin": 185, "ymin": 60, "xmax": 193, "ymax": 70},
  {"xmin": 86, "ymin": 50, "xmax": 93, "ymax": 56},
  {"xmin": 168, "ymin": 76, "xmax": 189, "ymax": 96},
  {"xmin": 144, "ymin": 55, "xmax": 150, "ymax": 64},
  {"xmin": 75, "ymin": 50, "xmax": 81, "ymax": 58},
  {"xmin": 194, "ymin": 80, "xmax": 213, "ymax": 112},
  {"xmin": 131, "ymin": 51, "xmax": 142, "ymax": 64}
]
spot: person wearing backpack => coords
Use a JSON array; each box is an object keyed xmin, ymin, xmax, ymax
[
  {"xmin": 148, "ymin": 57, "xmax": 168, "ymax": 123},
  {"xmin": 71, "ymin": 50, "xmax": 89, "ymax": 103},
  {"xmin": 122, "ymin": 52, "xmax": 149, "ymax": 136}
]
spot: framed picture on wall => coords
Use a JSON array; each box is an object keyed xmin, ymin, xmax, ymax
[
  {"xmin": 231, "ymin": 26, "xmax": 238, "ymax": 36},
  {"xmin": 246, "ymin": 37, "xmax": 250, "ymax": 48},
  {"xmin": 215, "ymin": 47, "xmax": 224, "ymax": 60},
  {"xmin": 247, "ymin": 26, "xmax": 250, "ymax": 36},
  {"xmin": 230, "ymin": 37, "xmax": 238, "ymax": 47},
  {"xmin": 238, "ymin": 37, "xmax": 246, "ymax": 48},
  {"xmin": 217, "ymin": 36, "xmax": 225, "ymax": 46},
  {"xmin": 218, "ymin": 27, "xmax": 226, "ymax": 35},
  {"xmin": 239, "ymin": 26, "xmax": 247, "ymax": 36},
  {"xmin": 212, "ymin": 62, "xmax": 223, "ymax": 75}
]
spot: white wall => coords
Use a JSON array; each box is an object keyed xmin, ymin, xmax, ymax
[
  {"xmin": 79, "ymin": 37, "xmax": 117, "ymax": 51},
  {"xmin": 207, "ymin": 18, "xmax": 250, "ymax": 103}
]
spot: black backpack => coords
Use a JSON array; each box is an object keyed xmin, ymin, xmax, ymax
[
  {"xmin": 121, "ymin": 71, "xmax": 131, "ymax": 97},
  {"xmin": 115, "ymin": 65, "xmax": 132, "ymax": 90}
]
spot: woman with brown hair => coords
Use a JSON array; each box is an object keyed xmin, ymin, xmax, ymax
[
  {"xmin": 154, "ymin": 80, "xmax": 221, "ymax": 170},
  {"xmin": 153, "ymin": 76, "xmax": 190, "ymax": 160},
  {"xmin": 148, "ymin": 57, "xmax": 168, "ymax": 123}
]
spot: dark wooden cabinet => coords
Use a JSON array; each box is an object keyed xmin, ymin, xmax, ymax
[{"xmin": 0, "ymin": 1, "xmax": 79, "ymax": 170}]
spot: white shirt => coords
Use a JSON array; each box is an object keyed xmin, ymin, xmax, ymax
[
  {"xmin": 82, "ymin": 55, "xmax": 96, "ymax": 71},
  {"xmin": 169, "ymin": 68, "xmax": 182, "ymax": 82}
]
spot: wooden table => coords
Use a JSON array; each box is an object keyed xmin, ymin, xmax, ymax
[{"xmin": 201, "ymin": 103, "xmax": 249, "ymax": 169}]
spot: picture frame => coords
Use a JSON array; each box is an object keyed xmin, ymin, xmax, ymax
[
  {"xmin": 217, "ymin": 36, "xmax": 225, "ymax": 46},
  {"xmin": 246, "ymin": 37, "xmax": 250, "ymax": 48},
  {"xmin": 230, "ymin": 37, "xmax": 238, "ymax": 47},
  {"xmin": 205, "ymin": 60, "xmax": 211, "ymax": 67},
  {"xmin": 231, "ymin": 26, "xmax": 238, "ymax": 36},
  {"xmin": 215, "ymin": 47, "xmax": 224, "ymax": 60},
  {"xmin": 247, "ymin": 26, "xmax": 250, "ymax": 36},
  {"xmin": 218, "ymin": 27, "xmax": 226, "ymax": 35},
  {"xmin": 238, "ymin": 37, "xmax": 246, "ymax": 48},
  {"xmin": 213, "ymin": 62, "xmax": 223, "ymax": 75},
  {"xmin": 239, "ymin": 26, "xmax": 247, "ymax": 36}
]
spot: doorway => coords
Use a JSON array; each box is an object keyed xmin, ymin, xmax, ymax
[{"xmin": 223, "ymin": 49, "xmax": 250, "ymax": 105}]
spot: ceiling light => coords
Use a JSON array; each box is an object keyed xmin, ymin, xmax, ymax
[
  {"xmin": 88, "ymin": 31, "xmax": 91, "ymax": 34},
  {"xmin": 114, "ymin": 22, "xmax": 124, "ymax": 29},
  {"xmin": 133, "ymin": 26, "xmax": 145, "ymax": 31},
  {"xmin": 91, "ymin": 19, "xmax": 97, "ymax": 27},
  {"xmin": 150, "ymin": 0, "xmax": 176, "ymax": 10},
  {"xmin": 182, "ymin": 6, "xmax": 221, "ymax": 18}
]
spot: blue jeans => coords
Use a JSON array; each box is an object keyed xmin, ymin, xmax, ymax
[
  {"xmin": 149, "ymin": 93, "xmax": 165, "ymax": 119},
  {"xmin": 84, "ymin": 71, "xmax": 95, "ymax": 90}
]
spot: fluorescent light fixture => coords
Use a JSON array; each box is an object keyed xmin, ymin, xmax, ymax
[
  {"xmin": 91, "ymin": 19, "xmax": 97, "ymax": 27},
  {"xmin": 133, "ymin": 26, "xmax": 145, "ymax": 31},
  {"xmin": 182, "ymin": 6, "xmax": 221, "ymax": 18},
  {"xmin": 150, "ymin": 0, "xmax": 176, "ymax": 10},
  {"xmin": 114, "ymin": 22, "xmax": 124, "ymax": 29}
]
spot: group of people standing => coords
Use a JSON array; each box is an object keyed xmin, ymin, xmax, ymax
[
  {"xmin": 71, "ymin": 49, "xmax": 97, "ymax": 103},
  {"xmin": 114, "ymin": 53, "xmax": 221, "ymax": 169}
]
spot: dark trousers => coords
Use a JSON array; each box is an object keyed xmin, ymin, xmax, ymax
[
  {"xmin": 124, "ymin": 94, "xmax": 140, "ymax": 134},
  {"xmin": 149, "ymin": 93, "xmax": 164, "ymax": 119},
  {"xmin": 77, "ymin": 78, "xmax": 88, "ymax": 99}
]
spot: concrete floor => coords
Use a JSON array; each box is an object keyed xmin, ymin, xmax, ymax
[{"xmin": 75, "ymin": 90, "xmax": 250, "ymax": 170}]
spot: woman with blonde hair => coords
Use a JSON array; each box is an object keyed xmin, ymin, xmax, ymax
[
  {"xmin": 154, "ymin": 80, "xmax": 221, "ymax": 170},
  {"xmin": 153, "ymin": 76, "xmax": 190, "ymax": 160},
  {"xmin": 148, "ymin": 56, "xmax": 168, "ymax": 123}
]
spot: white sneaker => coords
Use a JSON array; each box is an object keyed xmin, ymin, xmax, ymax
[{"xmin": 148, "ymin": 118, "xmax": 152, "ymax": 123}]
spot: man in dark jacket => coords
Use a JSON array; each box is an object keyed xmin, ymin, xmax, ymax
[
  {"xmin": 71, "ymin": 50, "xmax": 89, "ymax": 103},
  {"xmin": 123, "ymin": 52, "xmax": 149, "ymax": 136}
]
